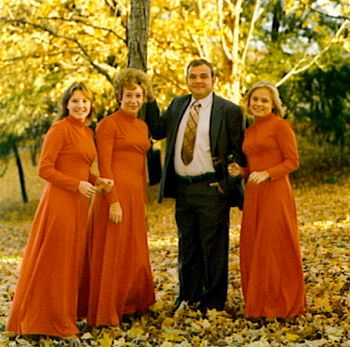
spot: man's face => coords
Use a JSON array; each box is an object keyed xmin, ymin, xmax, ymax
[{"xmin": 186, "ymin": 64, "xmax": 215, "ymax": 100}]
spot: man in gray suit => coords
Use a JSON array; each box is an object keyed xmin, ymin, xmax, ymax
[{"xmin": 146, "ymin": 59, "xmax": 245, "ymax": 314}]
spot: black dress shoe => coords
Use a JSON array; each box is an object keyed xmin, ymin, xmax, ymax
[
  {"xmin": 197, "ymin": 303, "xmax": 208, "ymax": 315},
  {"xmin": 122, "ymin": 312, "xmax": 138, "ymax": 324},
  {"xmin": 188, "ymin": 301, "xmax": 200, "ymax": 311},
  {"xmin": 171, "ymin": 297, "xmax": 183, "ymax": 314}
]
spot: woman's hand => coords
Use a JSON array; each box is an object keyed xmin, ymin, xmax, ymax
[
  {"xmin": 78, "ymin": 181, "xmax": 97, "ymax": 198},
  {"xmin": 109, "ymin": 202, "xmax": 122, "ymax": 224},
  {"xmin": 228, "ymin": 162, "xmax": 244, "ymax": 177},
  {"xmin": 96, "ymin": 177, "xmax": 114, "ymax": 192},
  {"xmin": 248, "ymin": 171, "xmax": 270, "ymax": 184}
]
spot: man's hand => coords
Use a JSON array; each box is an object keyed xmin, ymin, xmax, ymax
[
  {"xmin": 228, "ymin": 162, "xmax": 244, "ymax": 177},
  {"xmin": 209, "ymin": 182, "xmax": 224, "ymax": 194}
]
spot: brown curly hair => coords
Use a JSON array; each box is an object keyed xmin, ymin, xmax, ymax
[{"xmin": 114, "ymin": 68, "xmax": 154, "ymax": 104}]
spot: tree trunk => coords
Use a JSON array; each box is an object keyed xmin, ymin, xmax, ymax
[
  {"xmin": 12, "ymin": 142, "xmax": 28, "ymax": 203},
  {"xmin": 30, "ymin": 142, "xmax": 40, "ymax": 166},
  {"xmin": 127, "ymin": 0, "xmax": 150, "ymax": 71},
  {"xmin": 232, "ymin": 0, "xmax": 243, "ymax": 104}
]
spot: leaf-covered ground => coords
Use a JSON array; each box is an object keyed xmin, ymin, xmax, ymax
[{"xmin": 0, "ymin": 155, "xmax": 349, "ymax": 347}]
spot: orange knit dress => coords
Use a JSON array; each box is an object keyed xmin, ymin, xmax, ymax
[
  {"xmin": 240, "ymin": 113, "xmax": 305, "ymax": 318},
  {"xmin": 7, "ymin": 116, "xmax": 97, "ymax": 337},
  {"xmin": 87, "ymin": 110, "xmax": 155, "ymax": 326}
]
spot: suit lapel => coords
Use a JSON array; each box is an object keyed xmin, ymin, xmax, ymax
[
  {"xmin": 210, "ymin": 94, "xmax": 224, "ymax": 155},
  {"xmin": 175, "ymin": 97, "xmax": 191, "ymax": 128},
  {"xmin": 168, "ymin": 95, "xmax": 191, "ymax": 148}
]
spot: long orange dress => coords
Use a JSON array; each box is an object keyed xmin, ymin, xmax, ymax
[
  {"xmin": 7, "ymin": 116, "xmax": 97, "ymax": 337},
  {"xmin": 87, "ymin": 110, "xmax": 155, "ymax": 326},
  {"xmin": 240, "ymin": 113, "xmax": 305, "ymax": 318}
]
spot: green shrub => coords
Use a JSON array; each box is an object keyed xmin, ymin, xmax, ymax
[{"xmin": 292, "ymin": 135, "xmax": 350, "ymax": 185}]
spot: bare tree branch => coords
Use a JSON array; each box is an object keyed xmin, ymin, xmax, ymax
[
  {"xmin": 190, "ymin": 33, "xmax": 206, "ymax": 57},
  {"xmin": 276, "ymin": 20, "xmax": 350, "ymax": 86},
  {"xmin": 197, "ymin": 0, "xmax": 204, "ymax": 14},
  {"xmin": 224, "ymin": 0, "xmax": 234, "ymax": 13},
  {"xmin": 178, "ymin": 9, "xmax": 206, "ymax": 58},
  {"xmin": 104, "ymin": 0, "xmax": 128, "ymax": 15},
  {"xmin": 241, "ymin": 0, "xmax": 261, "ymax": 68},
  {"xmin": 0, "ymin": 17, "xmax": 114, "ymax": 85},
  {"xmin": 1, "ymin": 51, "xmax": 78, "ymax": 62},
  {"xmin": 231, "ymin": 0, "xmax": 243, "ymax": 103},
  {"xmin": 310, "ymin": 7, "xmax": 350, "ymax": 21},
  {"xmin": 35, "ymin": 16, "xmax": 126, "ymax": 42},
  {"xmin": 217, "ymin": 0, "xmax": 233, "ymax": 61},
  {"xmin": 70, "ymin": 36, "xmax": 114, "ymax": 84}
]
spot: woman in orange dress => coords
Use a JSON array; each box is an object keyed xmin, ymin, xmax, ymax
[
  {"xmin": 6, "ymin": 82, "xmax": 113, "ymax": 343},
  {"xmin": 229, "ymin": 81, "xmax": 305, "ymax": 318},
  {"xmin": 87, "ymin": 68, "xmax": 155, "ymax": 326}
]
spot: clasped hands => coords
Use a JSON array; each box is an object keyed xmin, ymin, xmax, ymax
[
  {"xmin": 78, "ymin": 177, "xmax": 114, "ymax": 198},
  {"xmin": 228, "ymin": 162, "xmax": 270, "ymax": 184}
]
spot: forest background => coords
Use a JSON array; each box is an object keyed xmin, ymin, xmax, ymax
[{"xmin": 0, "ymin": 0, "xmax": 349, "ymax": 346}]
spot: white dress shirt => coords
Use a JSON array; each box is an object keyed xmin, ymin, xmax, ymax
[{"xmin": 174, "ymin": 93, "xmax": 215, "ymax": 176}]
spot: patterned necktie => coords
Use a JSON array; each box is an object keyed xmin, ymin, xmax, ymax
[{"xmin": 181, "ymin": 101, "xmax": 201, "ymax": 165}]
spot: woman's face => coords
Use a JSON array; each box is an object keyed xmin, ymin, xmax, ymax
[
  {"xmin": 67, "ymin": 90, "xmax": 91, "ymax": 121},
  {"xmin": 120, "ymin": 84, "xmax": 144, "ymax": 116},
  {"xmin": 249, "ymin": 87, "xmax": 274, "ymax": 118}
]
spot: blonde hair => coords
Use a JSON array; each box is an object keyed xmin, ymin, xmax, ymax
[
  {"xmin": 114, "ymin": 68, "xmax": 154, "ymax": 104},
  {"xmin": 244, "ymin": 81, "xmax": 285, "ymax": 117}
]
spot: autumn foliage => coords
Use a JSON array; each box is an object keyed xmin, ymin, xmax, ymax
[{"xmin": 0, "ymin": 151, "xmax": 349, "ymax": 346}]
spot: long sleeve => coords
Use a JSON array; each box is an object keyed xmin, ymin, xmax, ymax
[
  {"xmin": 88, "ymin": 172, "xmax": 98, "ymax": 185},
  {"xmin": 226, "ymin": 105, "xmax": 246, "ymax": 167},
  {"xmin": 39, "ymin": 123, "xmax": 80, "ymax": 192},
  {"xmin": 145, "ymin": 99, "xmax": 171, "ymax": 140},
  {"xmin": 95, "ymin": 118, "xmax": 119, "ymax": 205},
  {"xmin": 267, "ymin": 120, "xmax": 299, "ymax": 180}
]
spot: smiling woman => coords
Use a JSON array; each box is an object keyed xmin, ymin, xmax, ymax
[
  {"xmin": 229, "ymin": 81, "xmax": 305, "ymax": 319},
  {"xmin": 6, "ymin": 81, "xmax": 113, "ymax": 345},
  {"xmin": 119, "ymin": 86, "xmax": 144, "ymax": 115},
  {"xmin": 87, "ymin": 68, "xmax": 156, "ymax": 327},
  {"xmin": 67, "ymin": 90, "xmax": 92, "ymax": 122},
  {"xmin": 57, "ymin": 82, "xmax": 94, "ymax": 120}
]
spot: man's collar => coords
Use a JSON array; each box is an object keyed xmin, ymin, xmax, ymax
[{"xmin": 190, "ymin": 92, "xmax": 213, "ymax": 109}]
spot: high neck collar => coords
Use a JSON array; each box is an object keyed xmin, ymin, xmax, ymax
[
  {"xmin": 254, "ymin": 112, "xmax": 276, "ymax": 124},
  {"xmin": 118, "ymin": 108, "xmax": 137, "ymax": 122},
  {"xmin": 66, "ymin": 115, "xmax": 86, "ymax": 127}
]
